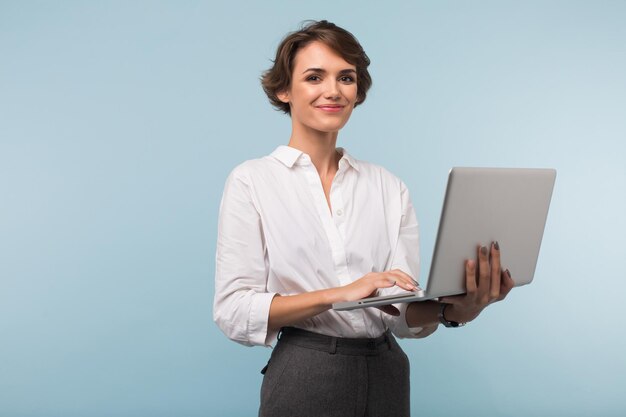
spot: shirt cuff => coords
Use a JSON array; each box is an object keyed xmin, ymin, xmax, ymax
[
  {"xmin": 391, "ymin": 302, "xmax": 426, "ymax": 338},
  {"xmin": 248, "ymin": 292, "xmax": 278, "ymax": 347}
]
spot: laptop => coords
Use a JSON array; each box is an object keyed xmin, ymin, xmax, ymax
[{"xmin": 332, "ymin": 167, "xmax": 557, "ymax": 311}]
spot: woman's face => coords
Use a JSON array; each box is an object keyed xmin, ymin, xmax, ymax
[{"xmin": 278, "ymin": 41, "xmax": 358, "ymax": 135}]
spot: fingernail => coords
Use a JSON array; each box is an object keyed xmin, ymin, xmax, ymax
[
  {"xmin": 412, "ymin": 279, "xmax": 419, "ymax": 286},
  {"xmin": 481, "ymin": 246, "xmax": 488, "ymax": 256},
  {"xmin": 494, "ymin": 241, "xmax": 500, "ymax": 250}
]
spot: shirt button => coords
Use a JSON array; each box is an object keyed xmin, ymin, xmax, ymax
[{"xmin": 336, "ymin": 209, "xmax": 343, "ymax": 216}]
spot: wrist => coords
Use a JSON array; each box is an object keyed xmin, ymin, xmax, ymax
[
  {"xmin": 322, "ymin": 286, "xmax": 344, "ymax": 307},
  {"xmin": 444, "ymin": 304, "xmax": 478, "ymax": 324},
  {"xmin": 443, "ymin": 304, "xmax": 461, "ymax": 323},
  {"xmin": 439, "ymin": 303, "xmax": 467, "ymax": 328}
]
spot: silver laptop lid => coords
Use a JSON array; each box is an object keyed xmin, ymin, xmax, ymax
[{"xmin": 424, "ymin": 167, "xmax": 556, "ymax": 299}]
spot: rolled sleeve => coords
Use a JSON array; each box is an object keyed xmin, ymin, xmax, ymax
[
  {"xmin": 248, "ymin": 292, "xmax": 279, "ymax": 346},
  {"xmin": 213, "ymin": 167, "xmax": 276, "ymax": 347}
]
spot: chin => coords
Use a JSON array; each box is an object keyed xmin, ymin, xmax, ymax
[
  {"xmin": 314, "ymin": 126, "xmax": 345, "ymax": 134},
  {"xmin": 314, "ymin": 120, "xmax": 350, "ymax": 133}
]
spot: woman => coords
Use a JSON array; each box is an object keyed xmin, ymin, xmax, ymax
[{"xmin": 214, "ymin": 20, "xmax": 514, "ymax": 417}]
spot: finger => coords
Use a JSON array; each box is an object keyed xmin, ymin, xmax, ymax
[
  {"xmin": 373, "ymin": 275, "xmax": 399, "ymax": 291},
  {"xmin": 489, "ymin": 241, "xmax": 501, "ymax": 300},
  {"xmin": 386, "ymin": 269, "xmax": 420, "ymax": 291},
  {"xmin": 465, "ymin": 259, "xmax": 477, "ymax": 295},
  {"xmin": 395, "ymin": 269, "xmax": 420, "ymax": 287},
  {"xmin": 377, "ymin": 304, "xmax": 400, "ymax": 316},
  {"xmin": 498, "ymin": 269, "xmax": 515, "ymax": 301},
  {"xmin": 477, "ymin": 245, "xmax": 491, "ymax": 298},
  {"xmin": 390, "ymin": 269, "xmax": 419, "ymax": 287},
  {"xmin": 379, "ymin": 277, "xmax": 396, "ymax": 288}
]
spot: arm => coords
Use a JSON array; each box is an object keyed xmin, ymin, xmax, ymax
[
  {"xmin": 268, "ymin": 270, "xmax": 420, "ymax": 332},
  {"xmin": 214, "ymin": 168, "xmax": 277, "ymax": 347}
]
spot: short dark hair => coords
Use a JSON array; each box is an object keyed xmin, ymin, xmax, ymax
[{"xmin": 261, "ymin": 20, "xmax": 372, "ymax": 115}]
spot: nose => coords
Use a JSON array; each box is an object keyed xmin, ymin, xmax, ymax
[{"xmin": 324, "ymin": 79, "xmax": 341, "ymax": 101}]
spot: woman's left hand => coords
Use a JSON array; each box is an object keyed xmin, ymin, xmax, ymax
[{"xmin": 439, "ymin": 241, "xmax": 515, "ymax": 324}]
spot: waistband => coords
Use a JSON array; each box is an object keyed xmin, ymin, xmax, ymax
[{"xmin": 277, "ymin": 327, "xmax": 394, "ymax": 356}]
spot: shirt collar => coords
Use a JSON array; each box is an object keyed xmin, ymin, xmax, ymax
[
  {"xmin": 337, "ymin": 147, "xmax": 360, "ymax": 172},
  {"xmin": 270, "ymin": 145, "xmax": 303, "ymax": 168},
  {"xmin": 270, "ymin": 145, "xmax": 360, "ymax": 172}
]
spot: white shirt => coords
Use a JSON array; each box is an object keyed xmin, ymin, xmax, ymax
[{"xmin": 214, "ymin": 145, "xmax": 432, "ymax": 347}]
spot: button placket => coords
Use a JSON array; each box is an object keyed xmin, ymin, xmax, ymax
[
  {"xmin": 330, "ymin": 171, "xmax": 347, "ymax": 239},
  {"xmin": 301, "ymin": 164, "xmax": 351, "ymax": 287}
]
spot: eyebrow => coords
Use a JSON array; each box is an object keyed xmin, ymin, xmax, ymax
[{"xmin": 302, "ymin": 67, "xmax": 357, "ymax": 75}]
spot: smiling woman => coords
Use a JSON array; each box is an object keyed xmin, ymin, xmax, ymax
[
  {"xmin": 213, "ymin": 20, "xmax": 512, "ymax": 417},
  {"xmin": 277, "ymin": 41, "xmax": 358, "ymax": 136},
  {"xmin": 261, "ymin": 20, "xmax": 372, "ymax": 116}
]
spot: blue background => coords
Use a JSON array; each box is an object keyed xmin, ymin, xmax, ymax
[{"xmin": 1, "ymin": 1, "xmax": 625, "ymax": 416}]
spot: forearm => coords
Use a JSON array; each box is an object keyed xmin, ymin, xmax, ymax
[
  {"xmin": 406, "ymin": 300, "xmax": 479, "ymax": 330},
  {"xmin": 405, "ymin": 300, "xmax": 441, "ymax": 330},
  {"xmin": 268, "ymin": 287, "xmax": 343, "ymax": 331},
  {"xmin": 268, "ymin": 270, "xmax": 421, "ymax": 332}
]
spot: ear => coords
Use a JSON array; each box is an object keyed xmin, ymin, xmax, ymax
[{"xmin": 276, "ymin": 90, "xmax": 290, "ymax": 103}]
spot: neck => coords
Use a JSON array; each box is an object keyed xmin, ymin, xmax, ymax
[{"xmin": 287, "ymin": 124, "xmax": 340, "ymax": 177}]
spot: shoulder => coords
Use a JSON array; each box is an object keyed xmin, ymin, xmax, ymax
[
  {"xmin": 353, "ymin": 157, "xmax": 407, "ymax": 193},
  {"xmin": 225, "ymin": 154, "xmax": 281, "ymax": 185}
]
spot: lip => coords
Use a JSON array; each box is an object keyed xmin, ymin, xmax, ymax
[{"xmin": 316, "ymin": 105, "xmax": 344, "ymax": 113}]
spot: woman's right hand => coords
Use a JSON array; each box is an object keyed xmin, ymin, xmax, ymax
[
  {"xmin": 338, "ymin": 269, "xmax": 420, "ymax": 316},
  {"xmin": 268, "ymin": 269, "xmax": 420, "ymax": 331}
]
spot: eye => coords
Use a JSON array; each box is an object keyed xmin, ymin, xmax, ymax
[
  {"xmin": 306, "ymin": 75, "xmax": 321, "ymax": 82},
  {"xmin": 340, "ymin": 75, "xmax": 355, "ymax": 83}
]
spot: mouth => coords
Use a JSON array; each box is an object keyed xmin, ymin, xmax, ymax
[{"xmin": 316, "ymin": 104, "xmax": 344, "ymax": 113}]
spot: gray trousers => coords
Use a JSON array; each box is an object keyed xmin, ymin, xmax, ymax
[{"xmin": 259, "ymin": 327, "xmax": 410, "ymax": 417}]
